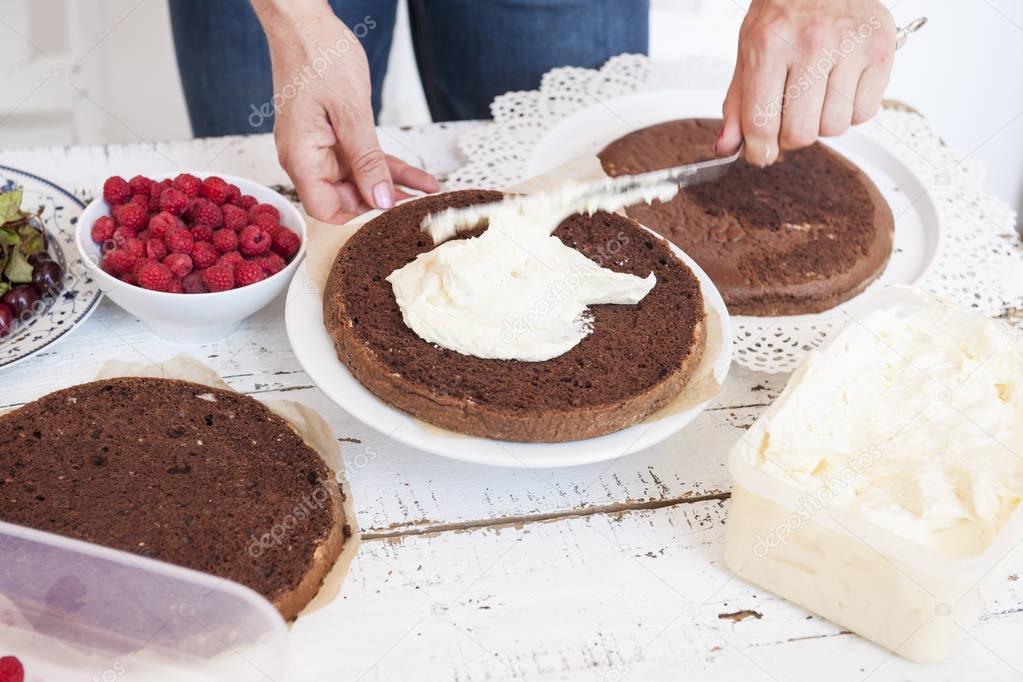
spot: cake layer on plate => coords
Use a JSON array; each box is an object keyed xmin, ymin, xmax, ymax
[
  {"xmin": 323, "ymin": 190, "xmax": 707, "ymax": 442},
  {"xmin": 599, "ymin": 118, "xmax": 894, "ymax": 316}
]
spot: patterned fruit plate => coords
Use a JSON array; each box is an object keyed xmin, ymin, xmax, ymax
[{"xmin": 0, "ymin": 166, "xmax": 103, "ymax": 370}]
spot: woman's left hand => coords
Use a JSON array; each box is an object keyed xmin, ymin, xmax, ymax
[{"xmin": 716, "ymin": 0, "xmax": 897, "ymax": 166}]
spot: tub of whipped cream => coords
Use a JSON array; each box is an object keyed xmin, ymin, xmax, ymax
[{"xmin": 723, "ymin": 285, "xmax": 1023, "ymax": 663}]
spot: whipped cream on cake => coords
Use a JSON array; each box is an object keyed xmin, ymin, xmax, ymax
[
  {"xmin": 750, "ymin": 294, "xmax": 1023, "ymax": 558},
  {"xmin": 387, "ymin": 182, "xmax": 680, "ymax": 362}
]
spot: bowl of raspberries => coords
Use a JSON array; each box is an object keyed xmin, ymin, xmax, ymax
[{"xmin": 76, "ymin": 172, "xmax": 305, "ymax": 343}]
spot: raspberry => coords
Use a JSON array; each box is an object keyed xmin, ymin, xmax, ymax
[
  {"xmin": 164, "ymin": 226, "xmax": 194, "ymax": 254},
  {"xmin": 234, "ymin": 194, "xmax": 258, "ymax": 210},
  {"xmin": 173, "ymin": 173, "xmax": 201, "ymax": 196},
  {"xmin": 148, "ymin": 211, "xmax": 178, "ymax": 238},
  {"xmin": 103, "ymin": 176, "xmax": 131, "ymax": 205},
  {"xmin": 222, "ymin": 204, "xmax": 248, "ymax": 231},
  {"xmin": 164, "ymin": 252, "xmax": 193, "ymax": 278},
  {"xmin": 234, "ymin": 260, "xmax": 267, "ymax": 287},
  {"xmin": 167, "ymin": 278, "xmax": 184, "ymax": 294},
  {"xmin": 182, "ymin": 271, "xmax": 207, "ymax": 294},
  {"xmin": 137, "ymin": 229, "xmax": 151, "ymax": 242},
  {"xmin": 129, "ymin": 193, "xmax": 150, "ymax": 209},
  {"xmin": 91, "ymin": 216, "xmax": 116, "ymax": 244},
  {"xmin": 226, "ymin": 183, "xmax": 241, "ymax": 204},
  {"xmin": 272, "ymin": 227, "xmax": 301, "ymax": 259},
  {"xmin": 119, "ymin": 272, "xmax": 135, "ymax": 285},
  {"xmin": 191, "ymin": 224, "xmax": 214, "ymax": 243},
  {"xmin": 0, "ymin": 655, "xmax": 25, "ymax": 682},
  {"xmin": 149, "ymin": 179, "xmax": 172, "ymax": 211},
  {"xmin": 114, "ymin": 202, "xmax": 147, "ymax": 230},
  {"xmin": 128, "ymin": 175, "xmax": 153, "ymax": 195},
  {"xmin": 131, "ymin": 257, "xmax": 156, "ymax": 281},
  {"xmin": 191, "ymin": 241, "xmax": 218, "ymax": 269},
  {"xmin": 250, "ymin": 212, "xmax": 278, "ymax": 229},
  {"xmin": 201, "ymin": 264, "xmax": 235, "ymax": 292},
  {"xmin": 145, "ymin": 238, "xmax": 168, "ymax": 261},
  {"xmin": 189, "ymin": 198, "xmax": 223, "ymax": 227},
  {"xmin": 111, "ymin": 224, "xmax": 134, "ymax": 239},
  {"xmin": 249, "ymin": 203, "xmax": 280, "ymax": 222},
  {"xmin": 126, "ymin": 237, "xmax": 144, "ymax": 257},
  {"xmin": 110, "ymin": 226, "xmax": 135, "ymax": 246},
  {"xmin": 259, "ymin": 253, "xmax": 287, "ymax": 275},
  {"xmin": 238, "ymin": 224, "xmax": 271, "ymax": 256},
  {"xmin": 199, "ymin": 176, "xmax": 231, "ymax": 204},
  {"xmin": 102, "ymin": 248, "xmax": 136, "ymax": 274},
  {"xmin": 160, "ymin": 187, "xmax": 188, "ymax": 215},
  {"xmin": 111, "ymin": 233, "xmax": 143, "ymax": 260},
  {"xmin": 137, "ymin": 261, "xmax": 174, "ymax": 291},
  {"xmin": 211, "ymin": 228, "xmax": 238, "ymax": 254},
  {"xmin": 151, "ymin": 179, "xmax": 172, "ymax": 196},
  {"xmin": 217, "ymin": 250, "xmax": 244, "ymax": 269}
]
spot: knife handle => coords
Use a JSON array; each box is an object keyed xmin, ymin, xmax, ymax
[{"xmin": 896, "ymin": 17, "xmax": 927, "ymax": 50}]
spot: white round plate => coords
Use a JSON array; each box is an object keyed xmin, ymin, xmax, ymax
[
  {"xmin": 285, "ymin": 223, "xmax": 731, "ymax": 468},
  {"xmin": 524, "ymin": 89, "xmax": 942, "ymax": 324},
  {"xmin": 0, "ymin": 166, "xmax": 102, "ymax": 371}
]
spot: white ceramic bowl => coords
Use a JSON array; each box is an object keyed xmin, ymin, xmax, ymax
[{"xmin": 76, "ymin": 172, "xmax": 306, "ymax": 343}]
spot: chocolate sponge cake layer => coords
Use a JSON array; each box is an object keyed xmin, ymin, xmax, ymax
[
  {"xmin": 599, "ymin": 118, "xmax": 894, "ymax": 316},
  {"xmin": 323, "ymin": 190, "xmax": 707, "ymax": 443},
  {"xmin": 0, "ymin": 378, "xmax": 346, "ymax": 620}
]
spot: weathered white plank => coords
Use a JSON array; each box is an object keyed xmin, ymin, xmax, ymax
[{"xmin": 290, "ymin": 499, "xmax": 1023, "ymax": 681}]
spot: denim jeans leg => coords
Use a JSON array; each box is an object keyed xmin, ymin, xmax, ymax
[
  {"xmin": 169, "ymin": 0, "xmax": 398, "ymax": 136},
  {"xmin": 407, "ymin": 0, "xmax": 649, "ymax": 121}
]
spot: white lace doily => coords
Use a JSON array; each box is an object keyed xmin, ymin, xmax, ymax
[{"xmin": 447, "ymin": 54, "xmax": 1021, "ymax": 373}]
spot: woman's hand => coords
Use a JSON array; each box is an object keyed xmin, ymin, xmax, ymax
[
  {"xmin": 254, "ymin": 0, "xmax": 438, "ymax": 223},
  {"xmin": 716, "ymin": 0, "xmax": 897, "ymax": 166}
]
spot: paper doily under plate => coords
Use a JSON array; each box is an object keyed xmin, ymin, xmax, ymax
[{"xmin": 447, "ymin": 54, "xmax": 1022, "ymax": 374}]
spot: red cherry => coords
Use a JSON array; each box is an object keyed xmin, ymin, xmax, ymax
[
  {"xmin": 0, "ymin": 303, "xmax": 14, "ymax": 337},
  {"xmin": 1, "ymin": 286, "xmax": 39, "ymax": 319}
]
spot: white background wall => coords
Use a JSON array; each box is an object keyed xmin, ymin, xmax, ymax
[{"xmin": 2, "ymin": 0, "xmax": 1021, "ymax": 216}]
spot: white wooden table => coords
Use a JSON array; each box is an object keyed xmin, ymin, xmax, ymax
[{"xmin": 3, "ymin": 124, "xmax": 1022, "ymax": 682}]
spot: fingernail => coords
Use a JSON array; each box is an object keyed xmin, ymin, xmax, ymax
[
  {"xmin": 373, "ymin": 182, "xmax": 394, "ymax": 209},
  {"xmin": 714, "ymin": 127, "xmax": 725, "ymax": 153}
]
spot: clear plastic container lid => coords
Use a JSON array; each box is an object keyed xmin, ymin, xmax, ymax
[{"xmin": 0, "ymin": 520, "xmax": 287, "ymax": 680}]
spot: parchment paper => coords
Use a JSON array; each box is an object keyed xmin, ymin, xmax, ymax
[{"xmin": 93, "ymin": 354, "xmax": 360, "ymax": 619}]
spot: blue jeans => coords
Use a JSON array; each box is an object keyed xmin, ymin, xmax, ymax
[{"xmin": 169, "ymin": 0, "xmax": 649, "ymax": 136}]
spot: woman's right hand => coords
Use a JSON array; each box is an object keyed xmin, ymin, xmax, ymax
[{"xmin": 254, "ymin": 0, "xmax": 438, "ymax": 223}]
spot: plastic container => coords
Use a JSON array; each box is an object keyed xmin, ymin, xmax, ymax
[
  {"xmin": 0, "ymin": 520, "xmax": 287, "ymax": 679},
  {"xmin": 723, "ymin": 285, "xmax": 1023, "ymax": 663}
]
